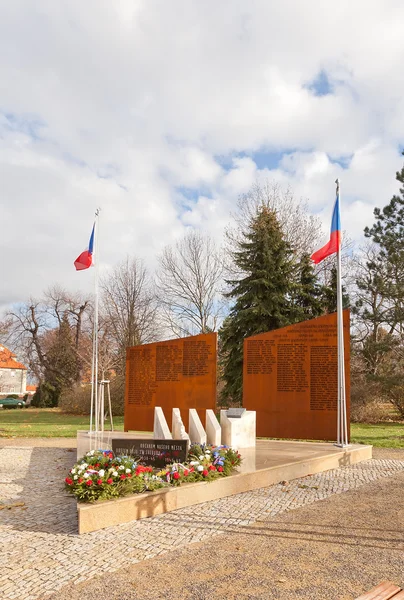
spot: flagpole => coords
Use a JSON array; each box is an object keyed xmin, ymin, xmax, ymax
[
  {"xmin": 335, "ymin": 179, "xmax": 348, "ymax": 447},
  {"xmin": 94, "ymin": 208, "xmax": 100, "ymax": 433}
]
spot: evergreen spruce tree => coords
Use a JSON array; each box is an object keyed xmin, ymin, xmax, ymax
[
  {"xmin": 291, "ymin": 253, "xmax": 327, "ymax": 320},
  {"xmin": 320, "ymin": 264, "xmax": 350, "ymax": 314},
  {"xmin": 220, "ymin": 206, "xmax": 297, "ymax": 405}
]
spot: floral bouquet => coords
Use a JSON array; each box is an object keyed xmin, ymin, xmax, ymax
[
  {"xmin": 65, "ymin": 444, "xmax": 242, "ymax": 503},
  {"xmin": 156, "ymin": 444, "xmax": 242, "ymax": 486},
  {"xmin": 64, "ymin": 450, "xmax": 165, "ymax": 502}
]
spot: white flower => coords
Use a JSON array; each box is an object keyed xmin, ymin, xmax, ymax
[
  {"xmin": 190, "ymin": 461, "xmax": 199, "ymax": 466},
  {"xmin": 71, "ymin": 468, "xmax": 76, "ymax": 474},
  {"xmin": 119, "ymin": 465, "xmax": 125, "ymax": 470},
  {"xmin": 83, "ymin": 473, "xmax": 90, "ymax": 478},
  {"xmin": 87, "ymin": 450, "xmax": 95, "ymax": 456},
  {"xmin": 205, "ymin": 449, "xmax": 211, "ymax": 454},
  {"xmin": 81, "ymin": 463, "xmax": 88, "ymax": 469},
  {"xmin": 204, "ymin": 455, "xmax": 210, "ymax": 459},
  {"xmin": 73, "ymin": 475, "xmax": 78, "ymax": 480},
  {"xmin": 198, "ymin": 455, "xmax": 204, "ymax": 460},
  {"xmin": 112, "ymin": 471, "xmax": 118, "ymax": 477},
  {"xmin": 125, "ymin": 468, "xmax": 131, "ymax": 474},
  {"xmin": 98, "ymin": 469, "xmax": 105, "ymax": 477},
  {"xmin": 197, "ymin": 465, "xmax": 204, "ymax": 472}
]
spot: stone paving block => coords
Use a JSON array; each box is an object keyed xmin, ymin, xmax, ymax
[{"xmin": 1, "ymin": 447, "xmax": 404, "ymax": 600}]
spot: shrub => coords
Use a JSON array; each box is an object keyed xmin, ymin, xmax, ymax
[
  {"xmin": 59, "ymin": 375, "xmax": 125, "ymax": 416},
  {"xmin": 31, "ymin": 382, "xmax": 59, "ymax": 407}
]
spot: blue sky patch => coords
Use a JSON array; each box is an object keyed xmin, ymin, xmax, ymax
[{"xmin": 305, "ymin": 70, "xmax": 333, "ymax": 97}]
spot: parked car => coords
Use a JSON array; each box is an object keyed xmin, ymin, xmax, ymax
[{"xmin": 0, "ymin": 397, "xmax": 26, "ymax": 409}]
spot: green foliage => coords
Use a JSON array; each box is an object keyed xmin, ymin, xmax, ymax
[
  {"xmin": 363, "ymin": 151, "xmax": 404, "ymax": 332},
  {"xmin": 219, "ymin": 206, "xmax": 331, "ymax": 404},
  {"xmin": 31, "ymin": 381, "xmax": 59, "ymax": 408},
  {"xmin": 354, "ymin": 153, "xmax": 404, "ymax": 417},
  {"xmin": 321, "ymin": 264, "xmax": 350, "ymax": 314},
  {"xmin": 292, "ymin": 253, "xmax": 329, "ymax": 320}
]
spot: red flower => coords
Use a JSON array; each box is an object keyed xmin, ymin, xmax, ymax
[
  {"xmin": 183, "ymin": 469, "xmax": 189, "ymax": 476},
  {"xmin": 127, "ymin": 473, "xmax": 132, "ymax": 478},
  {"xmin": 78, "ymin": 477, "xmax": 83, "ymax": 484},
  {"xmin": 173, "ymin": 472, "xmax": 180, "ymax": 480},
  {"xmin": 97, "ymin": 479, "xmax": 103, "ymax": 485},
  {"xmin": 209, "ymin": 465, "xmax": 216, "ymax": 471},
  {"xmin": 95, "ymin": 463, "xmax": 100, "ymax": 468},
  {"xmin": 65, "ymin": 477, "xmax": 73, "ymax": 485},
  {"xmin": 217, "ymin": 466, "xmax": 224, "ymax": 472},
  {"xmin": 86, "ymin": 480, "xmax": 93, "ymax": 486},
  {"xmin": 107, "ymin": 478, "xmax": 113, "ymax": 484},
  {"xmin": 108, "ymin": 453, "xmax": 113, "ymax": 459},
  {"xmin": 202, "ymin": 470, "xmax": 208, "ymax": 477},
  {"xmin": 120, "ymin": 474, "xmax": 126, "ymax": 480},
  {"xmin": 189, "ymin": 467, "xmax": 194, "ymax": 473}
]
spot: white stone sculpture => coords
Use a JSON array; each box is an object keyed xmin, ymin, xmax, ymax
[
  {"xmin": 188, "ymin": 409, "xmax": 207, "ymax": 445},
  {"xmin": 172, "ymin": 408, "xmax": 190, "ymax": 444},
  {"xmin": 220, "ymin": 409, "xmax": 256, "ymax": 448},
  {"xmin": 153, "ymin": 407, "xmax": 173, "ymax": 439},
  {"xmin": 205, "ymin": 410, "xmax": 221, "ymax": 446}
]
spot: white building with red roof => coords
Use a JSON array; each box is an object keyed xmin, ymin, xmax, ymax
[{"xmin": 0, "ymin": 345, "xmax": 27, "ymax": 395}]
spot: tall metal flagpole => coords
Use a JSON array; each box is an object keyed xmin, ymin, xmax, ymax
[
  {"xmin": 90, "ymin": 208, "xmax": 101, "ymax": 434},
  {"xmin": 335, "ymin": 179, "xmax": 349, "ymax": 447}
]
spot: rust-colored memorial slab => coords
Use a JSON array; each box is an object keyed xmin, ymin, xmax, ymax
[
  {"xmin": 243, "ymin": 311, "xmax": 350, "ymax": 441},
  {"xmin": 124, "ymin": 333, "xmax": 217, "ymax": 432}
]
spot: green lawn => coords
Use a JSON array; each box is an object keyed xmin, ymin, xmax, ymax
[
  {"xmin": 0, "ymin": 408, "xmax": 124, "ymax": 438},
  {"xmin": 350, "ymin": 422, "xmax": 404, "ymax": 448},
  {"xmin": 1, "ymin": 408, "xmax": 403, "ymax": 446}
]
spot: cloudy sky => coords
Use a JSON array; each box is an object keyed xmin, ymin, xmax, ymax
[{"xmin": 1, "ymin": 0, "xmax": 404, "ymax": 309}]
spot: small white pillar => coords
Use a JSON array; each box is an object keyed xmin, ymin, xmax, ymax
[
  {"xmin": 189, "ymin": 409, "xmax": 207, "ymax": 445},
  {"xmin": 153, "ymin": 407, "xmax": 172, "ymax": 440},
  {"xmin": 172, "ymin": 408, "xmax": 190, "ymax": 444},
  {"xmin": 220, "ymin": 410, "xmax": 256, "ymax": 448},
  {"xmin": 205, "ymin": 410, "xmax": 221, "ymax": 446}
]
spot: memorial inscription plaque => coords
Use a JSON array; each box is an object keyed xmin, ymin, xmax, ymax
[
  {"xmin": 243, "ymin": 311, "xmax": 350, "ymax": 441},
  {"xmin": 112, "ymin": 439, "xmax": 188, "ymax": 468},
  {"xmin": 124, "ymin": 333, "xmax": 217, "ymax": 433}
]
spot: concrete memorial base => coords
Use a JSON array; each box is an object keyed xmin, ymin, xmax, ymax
[{"xmin": 77, "ymin": 440, "xmax": 372, "ymax": 534}]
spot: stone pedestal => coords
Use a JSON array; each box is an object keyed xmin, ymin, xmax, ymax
[
  {"xmin": 189, "ymin": 409, "xmax": 207, "ymax": 445},
  {"xmin": 172, "ymin": 408, "xmax": 190, "ymax": 445},
  {"xmin": 205, "ymin": 410, "xmax": 221, "ymax": 446},
  {"xmin": 220, "ymin": 410, "xmax": 256, "ymax": 449},
  {"xmin": 153, "ymin": 407, "xmax": 172, "ymax": 440}
]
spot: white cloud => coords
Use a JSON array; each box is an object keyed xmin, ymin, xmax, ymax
[{"xmin": 1, "ymin": 0, "xmax": 404, "ymax": 309}]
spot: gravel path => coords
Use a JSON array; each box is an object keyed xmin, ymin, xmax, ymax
[{"xmin": 1, "ymin": 443, "xmax": 404, "ymax": 600}]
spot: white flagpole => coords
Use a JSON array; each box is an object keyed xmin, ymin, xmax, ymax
[
  {"xmin": 90, "ymin": 208, "xmax": 101, "ymax": 434},
  {"xmin": 94, "ymin": 208, "xmax": 100, "ymax": 432},
  {"xmin": 335, "ymin": 179, "xmax": 349, "ymax": 447}
]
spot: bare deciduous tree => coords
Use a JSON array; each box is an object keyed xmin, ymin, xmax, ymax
[
  {"xmin": 5, "ymin": 289, "xmax": 91, "ymax": 383},
  {"xmin": 226, "ymin": 181, "xmax": 323, "ymax": 272},
  {"xmin": 156, "ymin": 231, "xmax": 225, "ymax": 337},
  {"xmin": 101, "ymin": 257, "xmax": 159, "ymax": 367}
]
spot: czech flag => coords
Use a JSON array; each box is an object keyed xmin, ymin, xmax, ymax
[
  {"xmin": 311, "ymin": 191, "xmax": 341, "ymax": 264},
  {"xmin": 74, "ymin": 223, "xmax": 95, "ymax": 271}
]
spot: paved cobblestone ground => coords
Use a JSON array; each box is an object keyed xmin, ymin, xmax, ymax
[{"xmin": 1, "ymin": 446, "xmax": 403, "ymax": 600}]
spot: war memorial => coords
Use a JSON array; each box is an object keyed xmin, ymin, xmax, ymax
[{"xmin": 74, "ymin": 310, "xmax": 371, "ymax": 534}]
